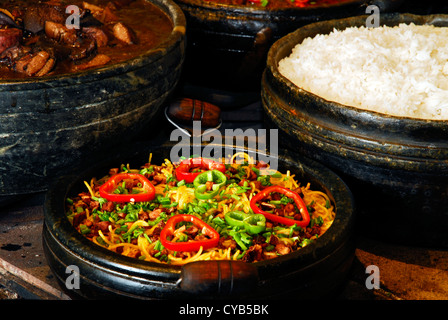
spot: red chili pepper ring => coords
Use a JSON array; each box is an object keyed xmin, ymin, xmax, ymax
[
  {"xmin": 99, "ymin": 173, "xmax": 156, "ymax": 203},
  {"xmin": 160, "ymin": 214, "xmax": 220, "ymax": 252},
  {"xmin": 175, "ymin": 157, "xmax": 226, "ymax": 183},
  {"xmin": 250, "ymin": 185, "xmax": 310, "ymax": 227}
]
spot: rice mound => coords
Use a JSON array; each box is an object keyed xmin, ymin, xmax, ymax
[{"xmin": 278, "ymin": 23, "xmax": 448, "ymax": 120}]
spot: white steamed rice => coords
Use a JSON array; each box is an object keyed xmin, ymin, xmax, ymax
[{"xmin": 278, "ymin": 23, "xmax": 448, "ymax": 120}]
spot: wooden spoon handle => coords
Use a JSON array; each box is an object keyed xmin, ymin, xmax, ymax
[{"xmin": 167, "ymin": 98, "xmax": 221, "ymax": 128}]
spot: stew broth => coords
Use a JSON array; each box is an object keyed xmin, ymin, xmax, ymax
[{"xmin": 0, "ymin": 0, "xmax": 173, "ymax": 79}]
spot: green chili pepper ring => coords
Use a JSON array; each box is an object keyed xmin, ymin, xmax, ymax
[
  {"xmin": 224, "ymin": 211, "xmax": 266, "ymax": 235},
  {"xmin": 244, "ymin": 214, "xmax": 266, "ymax": 235},
  {"xmin": 193, "ymin": 170, "xmax": 227, "ymax": 200},
  {"xmin": 224, "ymin": 210, "xmax": 246, "ymax": 228}
]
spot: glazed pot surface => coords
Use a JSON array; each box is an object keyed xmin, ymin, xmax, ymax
[{"xmin": 175, "ymin": 0, "xmax": 403, "ymax": 91}]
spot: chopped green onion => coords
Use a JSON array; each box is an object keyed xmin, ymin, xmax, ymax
[
  {"xmin": 79, "ymin": 224, "xmax": 90, "ymax": 234},
  {"xmin": 270, "ymin": 172, "xmax": 282, "ymax": 178}
]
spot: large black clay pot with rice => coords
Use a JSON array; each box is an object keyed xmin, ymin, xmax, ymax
[
  {"xmin": 175, "ymin": 0, "xmax": 402, "ymax": 92},
  {"xmin": 43, "ymin": 143, "xmax": 355, "ymax": 299},
  {"xmin": 0, "ymin": 0, "xmax": 186, "ymax": 205},
  {"xmin": 262, "ymin": 13, "xmax": 448, "ymax": 247}
]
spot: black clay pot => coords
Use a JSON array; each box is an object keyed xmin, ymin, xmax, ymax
[
  {"xmin": 0, "ymin": 0, "xmax": 186, "ymax": 203},
  {"xmin": 175, "ymin": 0, "xmax": 402, "ymax": 92},
  {"xmin": 43, "ymin": 143, "xmax": 355, "ymax": 299},
  {"xmin": 261, "ymin": 13, "xmax": 448, "ymax": 248}
]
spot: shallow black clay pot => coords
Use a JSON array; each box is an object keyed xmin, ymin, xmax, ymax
[
  {"xmin": 0, "ymin": 0, "xmax": 186, "ymax": 202},
  {"xmin": 175, "ymin": 0, "xmax": 402, "ymax": 92},
  {"xmin": 43, "ymin": 143, "xmax": 355, "ymax": 299},
  {"xmin": 261, "ymin": 13, "xmax": 448, "ymax": 247}
]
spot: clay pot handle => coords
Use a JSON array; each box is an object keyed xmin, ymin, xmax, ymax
[{"xmin": 179, "ymin": 260, "xmax": 259, "ymax": 297}]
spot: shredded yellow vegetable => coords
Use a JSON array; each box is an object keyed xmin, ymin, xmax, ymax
[{"xmin": 67, "ymin": 153, "xmax": 336, "ymax": 265}]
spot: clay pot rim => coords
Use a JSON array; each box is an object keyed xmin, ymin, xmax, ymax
[
  {"xmin": 0, "ymin": 0, "xmax": 186, "ymax": 87},
  {"xmin": 175, "ymin": 0, "xmax": 366, "ymax": 14},
  {"xmin": 267, "ymin": 12, "xmax": 448, "ymax": 124}
]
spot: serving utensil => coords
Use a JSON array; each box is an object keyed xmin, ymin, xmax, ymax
[{"xmin": 165, "ymin": 97, "xmax": 222, "ymax": 137}]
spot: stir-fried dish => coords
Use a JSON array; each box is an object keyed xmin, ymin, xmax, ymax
[
  {"xmin": 197, "ymin": 0, "xmax": 355, "ymax": 9},
  {"xmin": 0, "ymin": 0, "xmax": 173, "ymax": 78},
  {"xmin": 66, "ymin": 153, "xmax": 335, "ymax": 265}
]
